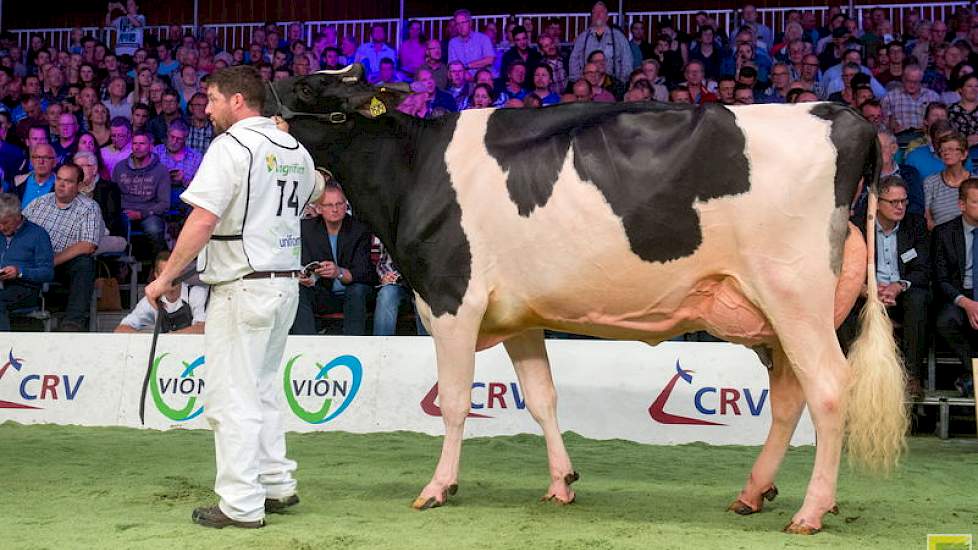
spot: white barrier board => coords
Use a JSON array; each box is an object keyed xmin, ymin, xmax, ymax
[{"xmin": 0, "ymin": 334, "xmax": 814, "ymax": 445}]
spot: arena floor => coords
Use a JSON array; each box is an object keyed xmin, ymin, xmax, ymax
[{"xmin": 1, "ymin": 424, "xmax": 975, "ymax": 549}]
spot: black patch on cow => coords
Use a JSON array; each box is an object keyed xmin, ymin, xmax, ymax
[
  {"xmin": 287, "ymin": 108, "xmax": 472, "ymax": 318},
  {"xmin": 809, "ymin": 102, "xmax": 879, "ymax": 209},
  {"xmin": 485, "ymin": 102, "xmax": 751, "ymax": 263}
]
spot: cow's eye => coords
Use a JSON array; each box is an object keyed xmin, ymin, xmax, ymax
[{"xmin": 296, "ymin": 83, "xmax": 315, "ymax": 104}]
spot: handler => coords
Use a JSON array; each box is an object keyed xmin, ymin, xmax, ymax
[{"xmin": 145, "ymin": 65, "xmax": 321, "ymax": 529}]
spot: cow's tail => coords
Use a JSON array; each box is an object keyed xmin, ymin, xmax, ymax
[{"xmin": 845, "ymin": 138, "xmax": 908, "ymax": 474}]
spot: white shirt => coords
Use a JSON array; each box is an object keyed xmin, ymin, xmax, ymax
[{"xmin": 119, "ymin": 284, "xmax": 207, "ymax": 330}]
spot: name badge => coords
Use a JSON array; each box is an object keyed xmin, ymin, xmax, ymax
[{"xmin": 900, "ymin": 248, "xmax": 918, "ymax": 263}]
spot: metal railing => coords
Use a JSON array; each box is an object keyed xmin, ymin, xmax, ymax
[{"xmin": 9, "ymin": 2, "xmax": 973, "ymax": 54}]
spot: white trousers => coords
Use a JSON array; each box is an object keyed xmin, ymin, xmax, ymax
[{"xmin": 203, "ymin": 277, "xmax": 299, "ymax": 522}]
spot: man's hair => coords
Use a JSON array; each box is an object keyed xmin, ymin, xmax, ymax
[
  {"xmin": 132, "ymin": 102, "xmax": 152, "ymax": 114},
  {"xmin": 718, "ymin": 74, "xmax": 737, "ymax": 85},
  {"xmin": 929, "ymin": 118, "xmax": 954, "ymax": 142},
  {"xmin": 207, "ymin": 65, "xmax": 266, "ymax": 111},
  {"xmin": 960, "ymin": 177, "xmax": 978, "ymax": 200},
  {"xmin": 925, "ymin": 101, "xmax": 949, "ymax": 119},
  {"xmin": 379, "ymin": 57, "xmax": 395, "ymax": 67},
  {"xmin": 168, "ymin": 118, "xmax": 189, "ymax": 134},
  {"xmin": 58, "ymin": 162, "xmax": 83, "ymax": 184},
  {"xmin": 0, "ymin": 193, "xmax": 21, "ymax": 218},
  {"xmin": 860, "ymin": 98, "xmax": 882, "ymax": 111},
  {"xmin": 879, "ymin": 175, "xmax": 908, "ymax": 195},
  {"xmin": 131, "ymin": 129, "xmax": 154, "ymax": 142},
  {"xmin": 161, "ymin": 88, "xmax": 180, "ymax": 100},
  {"xmin": 534, "ymin": 63, "xmax": 554, "ymax": 79},
  {"xmin": 453, "ymin": 9, "xmax": 472, "ymax": 19},
  {"xmin": 937, "ymin": 131, "xmax": 968, "ymax": 154},
  {"xmin": 110, "ymin": 116, "xmax": 132, "ymax": 130},
  {"xmin": 73, "ymin": 151, "xmax": 98, "ymax": 166},
  {"xmin": 28, "ymin": 124, "xmax": 49, "ymax": 138},
  {"xmin": 512, "ymin": 25, "xmax": 528, "ymax": 37},
  {"xmin": 586, "ymin": 49, "xmax": 606, "ymax": 62},
  {"xmin": 154, "ymin": 250, "xmax": 172, "ymax": 271}
]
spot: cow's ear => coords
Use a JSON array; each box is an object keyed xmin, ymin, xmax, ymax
[{"xmin": 352, "ymin": 87, "xmax": 405, "ymax": 119}]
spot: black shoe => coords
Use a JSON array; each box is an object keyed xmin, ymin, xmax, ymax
[
  {"xmin": 191, "ymin": 506, "xmax": 264, "ymax": 529},
  {"xmin": 265, "ymin": 494, "xmax": 299, "ymax": 514}
]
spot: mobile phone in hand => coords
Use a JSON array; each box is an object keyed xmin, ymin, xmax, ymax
[{"xmin": 301, "ymin": 261, "xmax": 321, "ymax": 277}]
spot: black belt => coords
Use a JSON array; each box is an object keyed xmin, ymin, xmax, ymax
[{"xmin": 242, "ymin": 270, "xmax": 300, "ymax": 279}]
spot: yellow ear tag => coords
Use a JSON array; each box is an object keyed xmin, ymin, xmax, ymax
[{"xmin": 369, "ymin": 96, "xmax": 387, "ymax": 117}]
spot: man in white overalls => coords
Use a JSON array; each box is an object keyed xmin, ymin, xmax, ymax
[{"xmin": 146, "ymin": 65, "xmax": 322, "ymax": 529}]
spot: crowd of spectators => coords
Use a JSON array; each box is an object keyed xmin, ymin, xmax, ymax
[{"xmin": 0, "ymin": 1, "xmax": 976, "ymax": 394}]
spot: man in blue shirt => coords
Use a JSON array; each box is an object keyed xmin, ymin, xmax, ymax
[
  {"xmin": 10, "ymin": 143, "xmax": 57, "ymax": 208},
  {"xmin": 0, "ymin": 192, "xmax": 54, "ymax": 331}
]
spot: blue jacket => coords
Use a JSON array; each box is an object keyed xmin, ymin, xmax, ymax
[{"xmin": 0, "ymin": 218, "xmax": 54, "ymax": 284}]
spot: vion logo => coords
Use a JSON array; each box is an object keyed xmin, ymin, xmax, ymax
[
  {"xmin": 283, "ymin": 354, "xmax": 362, "ymax": 424},
  {"xmin": 151, "ymin": 354, "xmax": 205, "ymax": 422},
  {"xmin": 0, "ymin": 349, "xmax": 84, "ymax": 409},
  {"xmin": 421, "ymin": 381, "xmax": 526, "ymax": 418},
  {"xmin": 648, "ymin": 360, "xmax": 768, "ymax": 426}
]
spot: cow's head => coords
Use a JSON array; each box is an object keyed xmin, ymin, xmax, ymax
[{"xmin": 263, "ymin": 63, "xmax": 412, "ymax": 125}]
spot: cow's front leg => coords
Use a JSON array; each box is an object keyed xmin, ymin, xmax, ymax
[
  {"xmin": 412, "ymin": 296, "xmax": 484, "ymax": 510},
  {"xmin": 503, "ymin": 330, "xmax": 577, "ymax": 504}
]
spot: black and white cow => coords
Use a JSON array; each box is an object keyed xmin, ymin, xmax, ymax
[{"xmin": 265, "ymin": 64, "xmax": 907, "ymax": 535}]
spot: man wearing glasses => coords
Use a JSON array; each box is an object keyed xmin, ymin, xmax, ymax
[
  {"xmin": 11, "ymin": 143, "xmax": 57, "ymax": 209},
  {"xmin": 447, "ymin": 9, "xmax": 495, "ymax": 80},
  {"xmin": 290, "ymin": 182, "xmax": 374, "ymax": 336},
  {"xmin": 881, "ymin": 64, "xmax": 940, "ymax": 135},
  {"xmin": 842, "ymin": 176, "xmax": 930, "ymax": 398}
]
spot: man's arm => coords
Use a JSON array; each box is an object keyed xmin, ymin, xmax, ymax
[
  {"xmin": 568, "ymin": 33, "xmax": 586, "ymax": 81},
  {"xmin": 147, "ymin": 169, "xmax": 171, "ymax": 216},
  {"xmin": 146, "ymin": 206, "xmax": 218, "ymax": 306},
  {"xmin": 54, "ymin": 241, "xmax": 96, "ymax": 266},
  {"xmin": 903, "ymin": 215, "xmax": 930, "ymax": 289}
]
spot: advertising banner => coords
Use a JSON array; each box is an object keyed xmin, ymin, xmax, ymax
[{"xmin": 0, "ymin": 334, "xmax": 814, "ymax": 446}]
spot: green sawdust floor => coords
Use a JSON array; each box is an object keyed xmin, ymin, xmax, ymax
[{"xmin": 0, "ymin": 423, "xmax": 975, "ymax": 549}]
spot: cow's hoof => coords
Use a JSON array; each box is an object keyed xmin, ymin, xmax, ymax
[
  {"xmin": 411, "ymin": 484, "xmax": 458, "ymax": 511},
  {"xmin": 783, "ymin": 505, "xmax": 838, "ymax": 535},
  {"xmin": 783, "ymin": 521, "xmax": 821, "ymax": 535},
  {"xmin": 727, "ymin": 499, "xmax": 758, "ymax": 515},
  {"xmin": 541, "ymin": 492, "xmax": 576, "ymax": 505},
  {"xmin": 728, "ymin": 484, "xmax": 777, "ymax": 515}
]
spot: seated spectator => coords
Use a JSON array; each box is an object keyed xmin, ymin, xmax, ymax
[
  {"xmin": 373, "ymin": 243, "xmax": 426, "ymax": 336},
  {"xmin": 53, "ymin": 112, "xmax": 80, "ymax": 163},
  {"xmin": 638, "ymin": 59, "xmax": 669, "ymax": 102},
  {"xmin": 447, "ymin": 9, "xmax": 496, "ymax": 79},
  {"xmin": 445, "ymin": 61, "xmax": 470, "ymax": 110},
  {"xmin": 948, "ymin": 73, "xmax": 978, "ymax": 148},
  {"xmin": 11, "ymin": 143, "xmax": 56, "ymax": 208},
  {"xmin": 153, "ymin": 118, "xmax": 201, "ymax": 187},
  {"xmin": 185, "ymin": 93, "xmax": 213, "ymax": 154},
  {"xmin": 876, "ymin": 41, "xmax": 907, "ymax": 87},
  {"xmin": 115, "ymin": 251, "xmax": 205, "ymax": 333},
  {"xmin": 355, "ymin": 24, "xmax": 397, "ymax": 81},
  {"xmin": 716, "ymin": 75, "xmax": 737, "ymax": 105},
  {"xmin": 669, "ymin": 86, "xmax": 693, "ymax": 104},
  {"xmin": 112, "ymin": 130, "xmax": 170, "ymax": 257},
  {"xmin": 292, "ymin": 182, "xmax": 375, "ymax": 336},
  {"xmin": 760, "ymin": 63, "xmax": 791, "ymax": 103},
  {"xmin": 528, "ymin": 65, "xmax": 560, "ymax": 106},
  {"xmin": 906, "ymin": 102, "xmax": 950, "ymax": 156},
  {"xmin": 881, "ymin": 65, "xmax": 940, "ymax": 134},
  {"xmin": 624, "ymin": 79, "xmax": 653, "ymax": 102},
  {"xmin": 932, "ymin": 177, "xmax": 978, "ymax": 397},
  {"xmin": 572, "ymin": 79, "xmax": 593, "ymax": 102},
  {"xmin": 522, "ymin": 93, "xmax": 543, "ymax": 109},
  {"xmin": 688, "ymin": 26, "xmax": 724, "ymax": 80},
  {"xmin": 148, "ymin": 89, "xmax": 185, "ymax": 144},
  {"xmin": 102, "ymin": 76, "xmax": 132, "ymax": 121},
  {"xmin": 538, "ymin": 34, "xmax": 568, "ymax": 95},
  {"xmin": 399, "ymin": 20, "xmax": 426, "ymax": 78},
  {"xmin": 497, "ymin": 60, "xmax": 527, "ymax": 102},
  {"xmin": 0, "ymin": 192, "xmax": 54, "ymax": 331},
  {"xmin": 501, "ymin": 26, "xmax": 542, "ymax": 89},
  {"xmin": 0, "ymin": 120, "xmax": 25, "ymax": 187},
  {"xmin": 369, "ymin": 57, "xmax": 405, "ymax": 86},
  {"xmin": 463, "ymin": 83, "xmax": 495, "ymax": 110},
  {"xmin": 102, "ymin": 116, "xmax": 133, "ymax": 177},
  {"xmin": 842, "ymin": 177, "xmax": 931, "ymax": 398},
  {"xmin": 131, "ymin": 102, "xmax": 151, "ymax": 135},
  {"xmin": 13, "ymin": 96, "xmax": 45, "ymax": 142},
  {"xmin": 398, "ymin": 68, "xmax": 456, "ymax": 119},
  {"xmin": 419, "ymin": 40, "xmax": 448, "ymax": 90},
  {"xmin": 73, "ymin": 151, "xmax": 126, "ymax": 254},
  {"xmin": 587, "ymin": 50, "xmax": 625, "ymax": 99},
  {"xmin": 23, "ymin": 163, "xmax": 104, "ymax": 331},
  {"xmin": 925, "ymin": 132, "xmax": 971, "ymax": 229},
  {"xmin": 582, "ymin": 62, "xmax": 615, "ymax": 102},
  {"xmin": 682, "ymin": 60, "xmax": 717, "ymax": 104},
  {"xmin": 87, "ymin": 102, "xmax": 113, "ymax": 147},
  {"xmin": 822, "ymin": 48, "xmax": 887, "ymax": 98},
  {"xmin": 731, "ymin": 83, "xmax": 753, "ymax": 105}
]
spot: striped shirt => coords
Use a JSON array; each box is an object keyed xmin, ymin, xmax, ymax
[
  {"xmin": 924, "ymin": 172, "xmax": 969, "ymax": 227},
  {"xmin": 23, "ymin": 193, "xmax": 105, "ymax": 254}
]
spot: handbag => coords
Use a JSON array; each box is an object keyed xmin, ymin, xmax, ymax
[{"xmin": 95, "ymin": 261, "xmax": 122, "ymax": 311}]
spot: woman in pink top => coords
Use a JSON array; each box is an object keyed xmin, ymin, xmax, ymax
[{"xmin": 399, "ymin": 20, "xmax": 426, "ymax": 78}]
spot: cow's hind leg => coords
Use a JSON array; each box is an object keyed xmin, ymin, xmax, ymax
[
  {"xmin": 774, "ymin": 325, "xmax": 848, "ymax": 534},
  {"xmin": 411, "ymin": 297, "xmax": 484, "ymax": 510},
  {"xmin": 503, "ymin": 329, "xmax": 578, "ymax": 504},
  {"xmin": 728, "ymin": 345, "xmax": 805, "ymax": 515}
]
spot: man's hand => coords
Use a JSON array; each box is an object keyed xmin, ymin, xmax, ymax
[
  {"xmin": 0, "ymin": 265, "xmax": 19, "ymax": 280},
  {"xmin": 878, "ymin": 282, "xmax": 904, "ymax": 307},
  {"xmin": 962, "ymin": 298, "xmax": 978, "ymax": 330},
  {"xmin": 125, "ymin": 209, "xmax": 143, "ymax": 221},
  {"xmin": 316, "ymin": 261, "xmax": 340, "ymax": 279},
  {"xmin": 298, "ymin": 274, "xmax": 315, "ymax": 287},
  {"xmin": 144, "ymin": 275, "xmax": 175, "ymax": 311},
  {"xmin": 380, "ymin": 272, "xmax": 399, "ymax": 285}
]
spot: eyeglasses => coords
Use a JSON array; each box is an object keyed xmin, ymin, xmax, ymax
[
  {"xmin": 879, "ymin": 197, "xmax": 908, "ymax": 206},
  {"xmin": 940, "ymin": 147, "xmax": 965, "ymax": 154}
]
